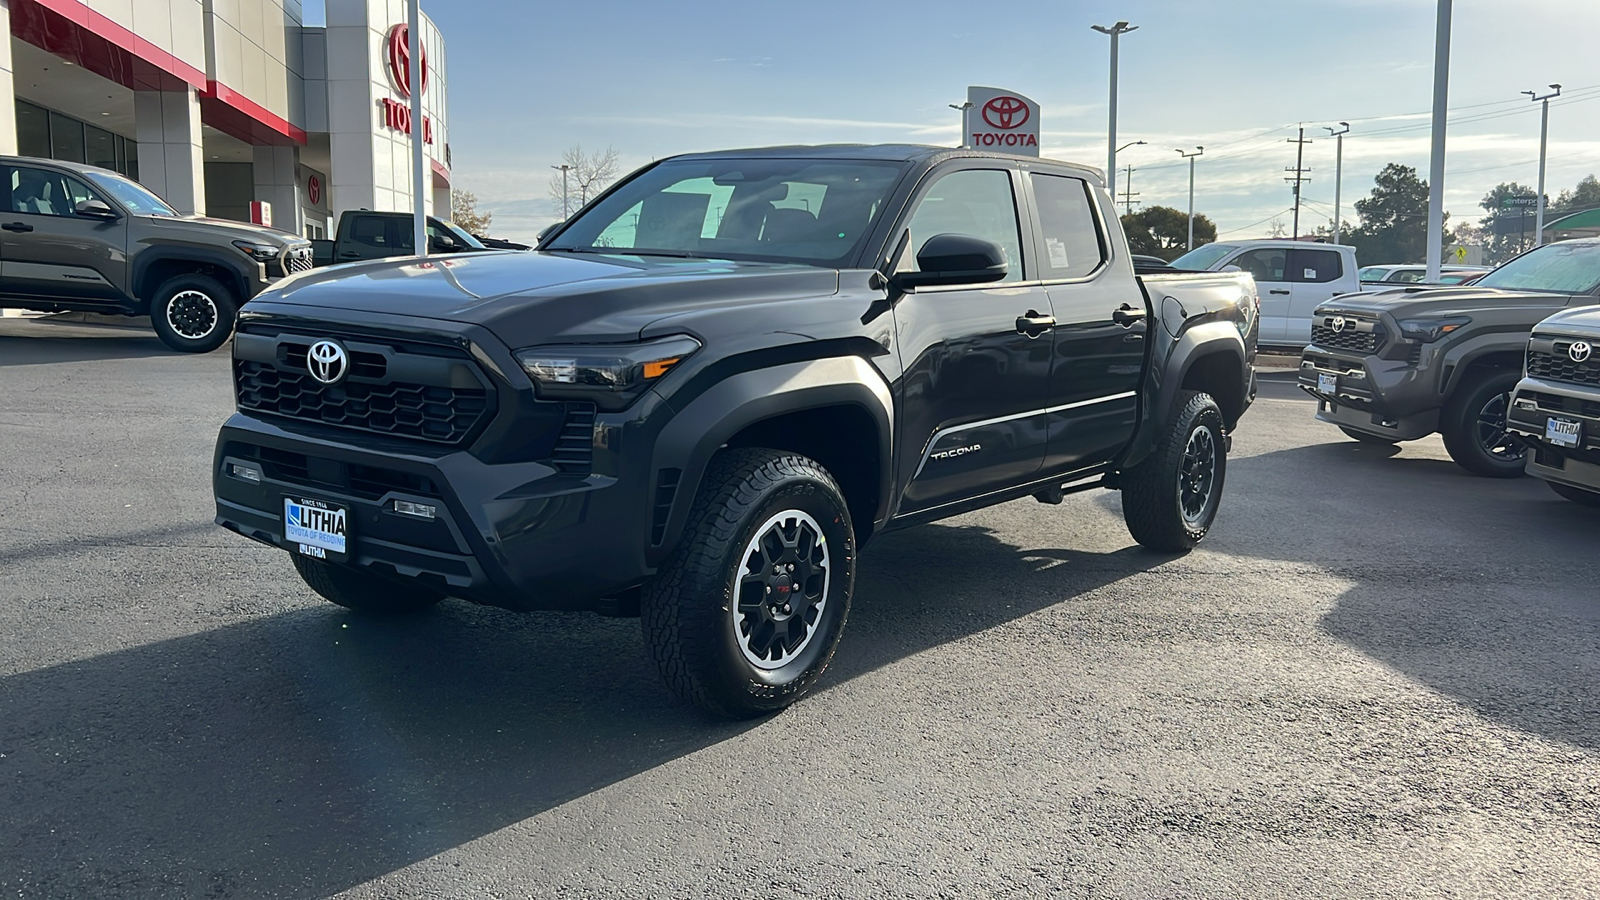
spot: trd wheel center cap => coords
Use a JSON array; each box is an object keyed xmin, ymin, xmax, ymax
[{"xmin": 769, "ymin": 575, "xmax": 797, "ymax": 618}]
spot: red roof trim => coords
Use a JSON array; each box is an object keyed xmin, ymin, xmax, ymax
[
  {"xmin": 431, "ymin": 158, "xmax": 450, "ymax": 187},
  {"xmin": 12, "ymin": 0, "xmax": 207, "ymax": 90},
  {"xmin": 200, "ymin": 80, "xmax": 308, "ymax": 146}
]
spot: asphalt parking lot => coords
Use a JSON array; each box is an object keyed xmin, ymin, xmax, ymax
[{"xmin": 2, "ymin": 318, "xmax": 1598, "ymax": 899}]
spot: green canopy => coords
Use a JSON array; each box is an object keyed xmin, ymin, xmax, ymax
[{"xmin": 1543, "ymin": 208, "xmax": 1600, "ymax": 237}]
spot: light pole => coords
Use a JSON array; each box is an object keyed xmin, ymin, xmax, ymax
[
  {"xmin": 1524, "ymin": 83, "xmax": 1561, "ymax": 245},
  {"xmin": 1092, "ymin": 21, "xmax": 1137, "ymax": 201},
  {"xmin": 949, "ymin": 101, "xmax": 973, "ymax": 148},
  {"xmin": 1425, "ymin": 0, "xmax": 1451, "ymax": 282},
  {"xmin": 551, "ymin": 164, "xmax": 572, "ymax": 218},
  {"xmin": 1175, "ymin": 146, "xmax": 1203, "ymax": 251},
  {"xmin": 1323, "ymin": 123, "xmax": 1349, "ymax": 244},
  {"xmin": 407, "ymin": 0, "xmax": 426, "ymax": 257}
]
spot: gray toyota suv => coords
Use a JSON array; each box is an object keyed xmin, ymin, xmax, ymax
[{"xmin": 0, "ymin": 156, "xmax": 312, "ymax": 352}]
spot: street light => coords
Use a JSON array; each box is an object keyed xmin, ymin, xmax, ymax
[
  {"xmin": 1116, "ymin": 140, "xmax": 1146, "ymax": 155},
  {"xmin": 1175, "ymin": 146, "xmax": 1203, "ymax": 251},
  {"xmin": 551, "ymin": 164, "xmax": 572, "ymax": 219},
  {"xmin": 1091, "ymin": 21, "xmax": 1137, "ymax": 201},
  {"xmin": 1523, "ymin": 83, "xmax": 1561, "ymax": 245},
  {"xmin": 1424, "ymin": 0, "xmax": 1451, "ymax": 282},
  {"xmin": 949, "ymin": 101, "xmax": 974, "ymax": 148},
  {"xmin": 1324, "ymin": 122, "xmax": 1350, "ymax": 244}
]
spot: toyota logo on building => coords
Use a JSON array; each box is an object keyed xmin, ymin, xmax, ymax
[
  {"xmin": 307, "ymin": 340, "xmax": 349, "ymax": 385},
  {"xmin": 981, "ymin": 96, "xmax": 1030, "ymax": 130},
  {"xmin": 1331, "ymin": 316, "xmax": 1348, "ymax": 333},
  {"xmin": 1572, "ymin": 340, "xmax": 1593, "ymax": 363},
  {"xmin": 386, "ymin": 23, "xmax": 429, "ymax": 98}
]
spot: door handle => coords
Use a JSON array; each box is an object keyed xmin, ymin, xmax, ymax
[
  {"xmin": 1269, "ymin": 289, "xmax": 1291, "ymax": 295},
  {"xmin": 1112, "ymin": 303, "xmax": 1147, "ymax": 327},
  {"xmin": 1015, "ymin": 311, "xmax": 1056, "ymax": 337},
  {"xmin": 340, "ymin": 249, "xmax": 360, "ymax": 258},
  {"xmin": 2, "ymin": 222, "xmax": 34, "ymax": 233}
]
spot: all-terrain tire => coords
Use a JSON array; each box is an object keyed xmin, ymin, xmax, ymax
[
  {"xmin": 641, "ymin": 448, "xmax": 855, "ymax": 719},
  {"xmin": 1121, "ymin": 391, "xmax": 1227, "ymax": 553},
  {"xmin": 150, "ymin": 273, "xmax": 238, "ymax": 353},
  {"xmin": 292, "ymin": 555, "xmax": 445, "ymax": 614},
  {"xmin": 1549, "ymin": 481, "xmax": 1600, "ymax": 507},
  {"xmin": 1440, "ymin": 369, "xmax": 1526, "ymax": 478},
  {"xmin": 1339, "ymin": 426, "xmax": 1400, "ymax": 445}
]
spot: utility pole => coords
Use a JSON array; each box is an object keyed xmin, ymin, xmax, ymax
[
  {"xmin": 1524, "ymin": 84, "xmax": 1561, "ymax": 245},
  {"xmin": 1176, "ymin": 146, "xmax": 1203, "ymax": 251},
  {"xmin": 1285, "ymin": 126, "xmax": 1313, "ymax": 240},
  {"xmin": 1324, "ymin": 122, "xmax": 1350, "ymax": 244},
  {"xmin": 1425, "ymin": 0, "xmax": 1452, "ymax": 281},
  {"xmin": 1121, "ymin": 165, "xmax": 1140, "ymax": 216},
  {"xmin": 1092, "ymin": 21, "xmax": 1137, "ymax": 202},
  {"xmin": 550, "ymin": 164, "xmax": 572, "ymax": 218}
]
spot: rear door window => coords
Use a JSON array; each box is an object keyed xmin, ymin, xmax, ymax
[
  {"xmin": 1289, "ymin": 248, "xmax": 1343, "ymax": 283},
  {"xmin": 1029, "ymin": 173, "xmax": 1105, "ymax": 280}
]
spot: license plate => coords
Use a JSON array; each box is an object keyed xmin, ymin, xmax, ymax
[
  {"xmin": 1546, "ymin": 416, "xmax": 1582, "ymax": 448},
  {"xmin": 285, "ymin": 497, "xmax": 348, "ymax": 560},
  {"xmin": 1318, "ymin": 372, "xmax": 1338, "ymax": 395}
]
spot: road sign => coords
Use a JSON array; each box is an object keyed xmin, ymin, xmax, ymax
[
  {"xmin": 1454, "ymin": 246, "xmax": 1467, "ymax": 262},
  {"xmin": 1499, "ymin": 197, "xmax": 1539, "ymax": 209}
]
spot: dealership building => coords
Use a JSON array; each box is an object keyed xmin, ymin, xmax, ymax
[{"xmin": 0, "ymin": 0, "xmax": 450, "ymax": 239}]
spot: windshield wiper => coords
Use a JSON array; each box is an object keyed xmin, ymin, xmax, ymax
[{"xmin": 546, "ymin": 247, "xmax": 704, "ymax": 259}]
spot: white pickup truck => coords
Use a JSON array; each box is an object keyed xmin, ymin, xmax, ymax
[{"xmin": 1171, "ymin": 240, "xmax": 1360, "ymax": 348}]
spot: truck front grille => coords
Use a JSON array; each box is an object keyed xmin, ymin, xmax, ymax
[
  {"xmin": 1310, "ymin": 315, "xmax": 1383, "ymax": 354},
  {"xmin": 1527, "ymin": 341, "xmax": 1600, "ymax": 387}
]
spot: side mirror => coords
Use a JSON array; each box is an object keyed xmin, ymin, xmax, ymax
[
  {"xmin": 892, "ymin": 233, "xmax": 1008, "ymax": 290},
  {"xmin": 536, "ymin": 221, "xmax": 563, "ymax": 242},
  {"xmin": 428, "ymin": 236, "xmax": 459, "ymax": 253},
  {"xmin": 1220, "ymin": 264, "xmax": 1243, "ymax": 273},
  {"xmin": 76, "ymin": 199, "xmax": 119, "ymax": 220}
]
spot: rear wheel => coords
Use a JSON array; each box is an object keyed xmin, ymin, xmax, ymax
[
  {"xmin": 1441, "ymin": 369, "xmax": 1525, "ymax": 478},
  {"xmin": 150, "ymin": 273, "xmax": 238, "ymax": 353},
  {"xmin": 1339, "ymin": 426, "xmax": 1399, "ymax": 445},
  {"xmin": 641, "ymin": 448, "xmax": 855, "ymax": 719},
  {"xmin": 1122, "ymin": 391, "xmax": 1227, "ymax": 553},
  {"xmin": 291, "ymin": 555, "xmax": 445, "ymax": 614},
  {"xmin": 1548, "ymin": 481, "xmax": 1600, "ymax": 507}
]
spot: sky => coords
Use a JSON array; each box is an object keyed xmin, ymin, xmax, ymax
[{"xmin": 411, "ymin": 0, "xmax": 1600, "ymax": 245}]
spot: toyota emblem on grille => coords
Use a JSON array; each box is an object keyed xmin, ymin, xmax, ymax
[
  {"xmin": 307, "ymin": 340, "xmax": 349, "ymax": 385},
  {"xmin": 1571, "ymin": 341, "xmax": 1593, "ymax": 363},
  {"xmin": 1331, "ymin": 316, "xmax": 1348, "ymax": 333}
]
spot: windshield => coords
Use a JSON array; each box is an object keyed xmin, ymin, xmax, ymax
[
  {"xmin": 1475, "ymin": 241, "xmax": 1600, "ymax": 294},
  {"xmin": 85, "ymin": 172, "xmax": 178, "ymax": 216},
  {"xmin": 545, "ymin": 158, "xmax": 906, "ymax": 266},
  {"xmin": 1170, "ymin": 243, "xmax": 1237, "ymax": 270},
  {"xmin": 1359, "ymin": 266, "xmax": 1394, "ymax": 280}
]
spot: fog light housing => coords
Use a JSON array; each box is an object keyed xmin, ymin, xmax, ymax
[
  {"xmin": 230, "ymin": 462, "xmax": 262, "ymax": 483},
  {"xmin": 1514, "ymin": 397, "xmax": 1537, "ymax": 410},
  {"xmin": 393, "ymin": 500, "xmax": 436, "ymax": 520}
]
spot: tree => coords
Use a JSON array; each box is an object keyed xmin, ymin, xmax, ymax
[
  {"xmin": 1340, "ymin": 163, "xmax": 1448, "ymax": 264},
  {"xmin": 548, "ymin": 145, "xmax": 621, "ymax": 218},
  {"xmin": 1478, "ymin": 181, "xmax": 1539, "ymax": 264},
  {"xmin": 1119, "ymin": 206, "xmax": 1217, "ymax": 260},
  {"xmin": 451, "ymin": 189, "xmax": 492, "ymax": 235},
  {"xmin": 1552, "ymin": 174, "xmax": 1600, "ymax": 216},
  {"xmin": 1266, "ymin": 218, "xmax": 1287, "ymax": 239}
]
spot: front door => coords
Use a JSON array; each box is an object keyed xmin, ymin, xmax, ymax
[
  {"xmin": 892, "ymin": 164, "xmax": 1055, "ymax": 516},
  {"xmin": 0, "ymin": 165, "xmax": 128, "ymax": 303},
  {"xmin": 1027, "ymin": 172, "xmax": 1145, "ymax": 473},
  {"xmin": 1229, "ymin": 246, "xmax": 1290, "ymax": 344}
]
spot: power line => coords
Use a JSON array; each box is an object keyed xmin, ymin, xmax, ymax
[{"xmin": 1217, "ymin": 208, "xmax": 1295, "ymax": 236}]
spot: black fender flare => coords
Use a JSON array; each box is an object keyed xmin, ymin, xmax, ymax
[
  {"xmin": 132, "ymin": 248, "xmax": 254, "ymax": 307},
  {"xmin": 1125, "ymin": 320, "xmax": 1248, "ymax": 471},
  {"xmin": 645, "ymin": 356, "xmax": 894, "ymax": 566},
  {"xmin": 1437, "ymin": 330, "xmax": 1531, "ymax": 397}
]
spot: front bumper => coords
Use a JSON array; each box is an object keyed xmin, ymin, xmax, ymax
[
  {"xmin": 1507, "ymin": 376, "xmax": 1600, "ymax": 492},
  {"xmin": 1297, "ymin": 345, "xmax": 1440, "ymax": 440},
  {"xmin": 214, "ymin": 412, "xmax": 654, "ymax": 612}
]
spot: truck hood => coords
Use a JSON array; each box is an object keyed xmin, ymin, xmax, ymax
[
  {"xmin": 1320, "ymin": 285, "xmax": 1575, "ymax": 319},
  {"xmin": 141, "ymin": 215, "xmax": 308, "ymax": 247},
  {"xmin": 1532, "ymin": 305, "xmax": 1600, "ymax": 338},
  {"xmin": 254, "ymin": 250, "xmax": 842, "ymax": 346}
]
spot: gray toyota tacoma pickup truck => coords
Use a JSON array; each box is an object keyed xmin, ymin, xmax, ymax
[
  {"xmin": 1298, "ymin": 239, "xmax": 1600, "ymax": 477},
  {"xmin": 213, "ymin": 145, "xmax": 1258, "ymax": 717},
  {"xmin": 1508, "ymin": 304, "xmax": 1600, "ymax": 506}
]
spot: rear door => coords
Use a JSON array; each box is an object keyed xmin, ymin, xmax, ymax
[
  {"xmin": 1027, "ymin": 170, "xmax": 1144, "ymax": 473},
  {"xmin": 334, "ymin": 214, "xmax": 400, "ymax": 262},
  {"xmin": 1285, "ymin": 246, "xmax": 1347, "ymax": 344},
  {"xmin": 1228, "ymin": 247, "xmax": 1290, "ymax": 343},
  {"xmin": 0, "ymin": 164, "xmax": 128, "ymax": 303},
  {"xmin": 891, "ymin": 163, "xmax": 1055, "ymax": 516}
]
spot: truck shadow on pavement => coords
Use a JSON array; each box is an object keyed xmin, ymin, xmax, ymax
[
  {"xmin": 0, "ymin": 523, "xmax": 1165, "ymax": 898},
  {"xmin": 0, "ymin": 331, "xmax": 177, "ymax": 367},
  {"xmin": 1198, "ymin": 434, "xmax": 1600, "ymax": 755}
]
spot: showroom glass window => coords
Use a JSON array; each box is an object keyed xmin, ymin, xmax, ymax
[
  {"xmin": 14, "ymin": 100, "xmax": 138, "ymax": 180},
  {"xmin": 1030, "ymin": 173, "xmax": 1106, "ymax": 280},
  {"xmin": 901, "ymin": 168, "xmax": 1024, "ymax": 282}
]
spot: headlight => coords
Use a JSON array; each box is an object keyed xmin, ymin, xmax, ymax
[
  {"xmin": 233, "ymin": 240, "xmax": 279, "ymax": 262},
  {"xmin": 514, "ymin": 335, "xmax": 701, "ymax": 411},
  {"xmin": 1397, "ymin": 316, "xmax": 1470, "ymax": 343}
]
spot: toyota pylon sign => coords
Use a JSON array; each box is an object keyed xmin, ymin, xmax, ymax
[{"xmin": 964, "ymin": 86, "xmax": 1040, "ymax": 156}]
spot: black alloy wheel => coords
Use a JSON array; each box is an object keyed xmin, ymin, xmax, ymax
[
  {"xmin": 1121, "ymin": 390, "xmax": 1228, "ymax": 552},
  {"xmin": 1442, "ymin": 369, "xmax": 1526, "ymax": 478},
  {"xmin": 1177, "ymin": 425, "xmax": 1218, "ymax": 530}
]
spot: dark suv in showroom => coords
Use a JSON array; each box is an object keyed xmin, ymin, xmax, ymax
[{"xmin": 0, "ymin": 156, "xmax": 312, "ymax": 352}]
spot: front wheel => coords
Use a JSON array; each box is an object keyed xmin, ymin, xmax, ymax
[
  {"xmin": 1121, "ymin": 391, "xmax": 1228, "ymax": 553},
  {"xmin": 1548, "ymin": 481, "xmax": 1600, "ymax": 508},
  {"xmin": 1440, "ymin": 369, "xmax": 1526, "ymax": 478},
  {"xmin": 150, "ymin": 273, "xmax": 238, "ymax": 353},
  {"xmin": 641, "ymin": 448, "xmax": 855, "ymax": 719},
  {"xmin": 1339, "ymin": 426, "xmax": 1400, "ymax": 445}
]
